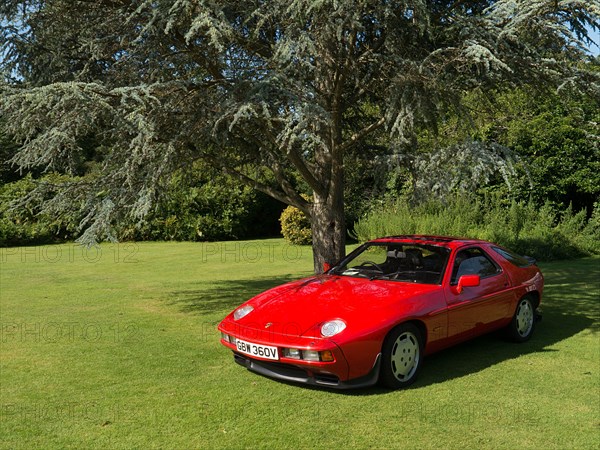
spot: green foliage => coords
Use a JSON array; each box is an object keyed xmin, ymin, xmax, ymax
[
  {"xmin": 0, "ymin": 167, "xmax": 284, "ymax": 246},
  {"xmin": 2, "ymin": 0, "xmax": 598, "ymax": 266},
  {"xmin": 508, "ymin": 101, "xmax": 598, "ymax": 210},
  {"xmin": 568, "ymin": 201, "xmax": 600, "ymax": 255},
  {"xmin": 0, "ymin": 121, "xmax": 21, "ymax": 183},
  {"xmin": 350, "ymin": 84, "xmax": 600, "ymax": 227},
  {"xmin": 0, "ymin": 173, "xmax": 81, "ymax": 246},
  {"xmin": 353, "ymin": 195, "xmax": 600, "ymax": 260},
  {"xmin": 121, "ymin": 168, "xmax": 283, "ymax": 242},
  {"xmin": 467, "ymin": 88, "xmax": 600, "ymax": 213},
  {"xmin": 410, "ymin": 141, "xmax": 519, "ymax": 201},
  {"xmin": 280, "ymin": 204, "xmax": 312, "ymax": 245}
]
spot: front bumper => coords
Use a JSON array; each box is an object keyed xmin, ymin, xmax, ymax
[
  {"xmin": 218, "ymin": 319, "xmax": 381, "ymax": 389},
  {"xmin": 232, "ymin": 352, "xmax": 381, "ymax": 389}
]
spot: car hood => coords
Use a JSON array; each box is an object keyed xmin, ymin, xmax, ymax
[{"xmin": 226, "ymin": 275, "xmax": 440, "ymax": 339}]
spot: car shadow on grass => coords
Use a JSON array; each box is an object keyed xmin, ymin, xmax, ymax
[
  {"xmin": 318, "ymin": 306, "xmax": 595, "ymax": 396},
  {"xmin": 412, "ymin": 311, "xmax": 593, "ymax": 390},
  {"xmin": 352, "ymin": 257, "xmax": 599, "ymax": 395},
  {"xmin": 169, "ymin": 259, "xmax": 598, "ymax": 395}
]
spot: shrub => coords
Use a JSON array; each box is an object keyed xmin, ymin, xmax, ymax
[
  {"xmin": 2, "ymin": 167, "xmax": 285, "ymax": 246},
  {"xmin": 570, "ymin": 202, "xmax": 600, "ymax": 255},
  {"xmin": 352, "ymin": 195, "xmax": 600, "ymax": 261},
  {"xmin": 118, "ymin": 167, "xmax": 284, "ymax": 242},
  {"xmin": 0, "ymin": 174, "xmax": 80, "ymax": 247},
  {"xmin": 280, "ymin": 204, "xmax": 312, "ymax": 245}
]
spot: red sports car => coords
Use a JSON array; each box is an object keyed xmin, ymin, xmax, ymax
[{"xmin": 218, "ymin": 236, "xmax": 543, "ymax": 389}]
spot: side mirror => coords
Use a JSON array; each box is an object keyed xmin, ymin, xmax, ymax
[
  {"xmin": 322, "ymin": 262, "xmax": 331, "ymax": 273},
  {"xmin": 455, "ymin": 274, "xmax": 480, "ymax": 294}
]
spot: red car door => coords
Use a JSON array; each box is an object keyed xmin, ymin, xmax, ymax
[{"xmin": 444, "ymin": 246, "xmax": 515, "ymax": 343}]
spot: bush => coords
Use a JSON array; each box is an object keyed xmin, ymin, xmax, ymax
[
  {"xmin": 126, "ymin": 181, "xmax": 258, "ymax": 242},
  {"xmin": 1, "ymin": 167, "xmax": 285, "ymax": 246},
  {"xmin": 280, "ymin": 204, "xmax": 312, "ymax": 245},
  {"xmin": 0, "ymin": 174, "xmax": 80, "ymax": 247},
  {"xmin": 352, "ymin": 195, "xmax": 600, "ymax": 261},
  {"xmin": 118, "ymin": 166, "xmax": 284, "ymax": 242}
]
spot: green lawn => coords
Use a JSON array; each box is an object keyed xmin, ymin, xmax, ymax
[{"xmin": 1, "ymin": 240, "xmax": 598, "ymax": 449}]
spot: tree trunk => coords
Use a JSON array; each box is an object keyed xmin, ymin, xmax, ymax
[{"xmin": 310, "ymin": 185, "xmax": 346, "ymax": 274}]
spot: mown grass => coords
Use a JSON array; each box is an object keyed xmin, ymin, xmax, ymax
[{"xmin": 0, "ymin": 240, "xmax": 598, "ymax": 449}]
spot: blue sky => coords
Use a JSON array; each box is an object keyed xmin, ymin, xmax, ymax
[{"xmin": 587, "ymin": 26, "xmax": 599, "ymax": 56}]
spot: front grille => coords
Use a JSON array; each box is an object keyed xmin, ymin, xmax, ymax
[{"xmin": 256, "ymin": 360, "xmax": 310, "ymax": 379}]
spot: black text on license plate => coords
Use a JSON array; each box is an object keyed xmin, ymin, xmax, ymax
[{"xmin": 236, "ymin": 339, "xmax": 278, "ymax": 360}]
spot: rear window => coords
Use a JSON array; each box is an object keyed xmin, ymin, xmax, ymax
[{"xmin": 491, "ymin": 247, "xmax": 532, "ymax": 268}]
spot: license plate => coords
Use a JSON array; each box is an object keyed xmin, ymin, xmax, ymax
[{"xmin": 235, "ymin": 339, "xmax": 279, "ymax": 361}]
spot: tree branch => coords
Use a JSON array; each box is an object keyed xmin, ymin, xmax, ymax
[
  {"xmin": 200, "ymin": 147, "xmax": 310, "ymax": 215},
  {"xmin": 258, "ymin": 126, "xmax": 326, "ymax": 198},
  {"xmin": 286, "ymin": 147, "xmax": 326, "ymax": 197},
  {"xmin": 338, "ymin": 116, "xmax": 386, "ymax": 153},
  {"xmin": 241, "ymin": 132, "xmax": 305, "ymax": 204},
  {"xmin": 172, "ymin": 30, "xmax": 226, "ymax": 82},
  {"xmin": 260, "ymin": 146, "xmax": 309, "ymax": 209},
  {"xmin": 224, "ymin": 165, "xmax": 310, "ymax": 215}
]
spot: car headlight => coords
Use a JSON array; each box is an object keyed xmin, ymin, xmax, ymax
[
  {"xmin": 321, "ymin": 320, "xmax": 346, "ymax": 337},
  {"xmin": 233, "ymin": 305, "xmax": 254, "ymax": 320}
]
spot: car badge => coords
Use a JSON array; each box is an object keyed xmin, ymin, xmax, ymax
[{"xmin": 265, "ymin": 322, "xmax": 273, "ymax": 329}]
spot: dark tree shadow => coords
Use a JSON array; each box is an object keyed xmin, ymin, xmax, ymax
[
  {"xmin": 169, "ymin": 258, "xmax": 599, "ymax": 395},
  {"xmin": 169, "ymin": 275, "xmax": 301, "ymax": 316}
]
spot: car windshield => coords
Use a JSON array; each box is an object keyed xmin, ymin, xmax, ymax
[{"xmin": 332, "ymin": 242, "xmax": 451, "ymax": 285}]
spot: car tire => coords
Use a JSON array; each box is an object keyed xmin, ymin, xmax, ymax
[
  {"xmin": 506, "ymin": 296, "xmax": 536, "ymax": 342},
  {"xmin": 379, "ymin": 323, "xmax": 424, "ymax": 389}
]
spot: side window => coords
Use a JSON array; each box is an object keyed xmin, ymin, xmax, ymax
[
  {"xmin": 491, "ymin": 246, "xmax": 532, "ymax": 268},
  {"xmin": 451, "ymin": 247, "xmax": 501, "ymax": 284}
]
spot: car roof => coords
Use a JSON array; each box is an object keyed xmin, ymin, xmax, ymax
[{"xmin": 370, "ymin": 235, "xmax": 491, "ymax": 249}]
